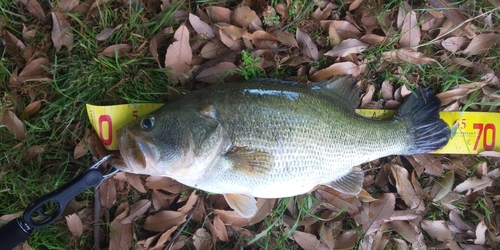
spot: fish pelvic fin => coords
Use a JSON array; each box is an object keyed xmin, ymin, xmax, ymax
[
  {"xmin": 395, "ymin": 88, "xmax": 451, "ymax": 155},
  {"xmin": 226, "ymin": 147, "xmax": 273, "ymax": 177},
  {"xmin": 224, "ymin": 194, "xmax": 257, "ymax": 218},
  {"xmin": 325, "ymin": 168, "xmax": 364, "ymax": 195}
]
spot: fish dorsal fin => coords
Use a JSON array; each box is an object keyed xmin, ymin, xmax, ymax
[
  {"xmin": 325, "ymin": 168, "xmax": 364, "ymax": 195},
  {"xmin": 226, "ymin": 147, "xmax": 273, "ymax": 177},
  {"xmin": 310, "ymin": 76, "xmax": 360, "ymax": 108},
  {"xmin": 200, "ymin": 105, "xmax": 217, "ymax": 119},
  {"xmin": 224, "ymin": 194, "xmax": 257, "ymax": 218}
]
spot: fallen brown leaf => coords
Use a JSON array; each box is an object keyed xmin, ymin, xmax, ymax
[
  {"xmin": 109, "ymin": 202, "xmax": 132, "ymax": 250},
  {"xmin": 315, "ymin": 188, "xmax": 361, "ymax": 214},
  {"xmin": 389, "ymin": 220, "xmax": 425, "ymax": 247},
  {"xmin": 207, "ymin": 6, "xmax": 231, "ymax": 23},
  {"xmin": 243, "ymin": 30, "xmax": 278, "ymax": 49},
  {"xmin": 296, "ymin": 28, "xmax": 318, "ymax": 60},
  {"xmin": 0, "ymin": 109, "xmax": 26, "ymax": 141},
  {"xmin": 427, "ymin": 0, "xmax": 474, "ymax": 38},
  {"xmin": 364, "ymin": 193, "xmax": 395, "ymax": 235},
  {"xmin": 474, "ymin": 219, "xmax": 487, "ymax": 245},
  {"xmin": 232, "ymin": 6, "xmax": 257, "ymax": 27},
  {"xmin": 313, "ymin": 3, "xmax": 334, "ymax": 21},
  {"xmin": 121, "ymin": 199, "xmax": 151, "ymax": 224},
  {"xmin": 196, "ymin": 62, "xmax": 237, "ymax": 83},
  {"xmin": 193, "ymin": 228, "xmax": 213, "ymax": 250},
  {"xmin": 150, "ymin": 226, "xmax": 178, "ymax": 249},
  {"xmin": 442, "ymin": 37, "xmax": 469, "ymax": 53},
  {"xmin": 290, "ymin": 230, "xmax": 329, "ymax": 250},
  {"xmin": 328, "ymin": 22, "xmax": 342, "ymax": 46},
  {"xmin": 145, "ymin": 176, "xmax": 186, "ymax": 194},
  {"xmin": 382, "ymin": 49, "xmax": 435, "ymax": 64},
  {"xmin": 99, "ymin": 178, "xmax": 116, "ymax": 208},
  {"xmin": 26, "ymin": 145, "xmax": 44, "ymax": 158},
  {"xmin": 125, "ymin": 173, "xmax": 147, "ymax": 193},
  {"xmin": 411, "ymin": 154, "xmax": 443, "ymax": 176},
  {"xmin": 213, "ymin": 215, "xmax": 228, "ymax": 242},
  {"xmin": 51, "ymin": 11, "xmax": 74, "ymax": 51},
  {"xmin": 449, "ymin": 211, "xmax": 474, "ymax": 232},
  {"xmin": 436, "ymin": 82, "xmax": 487, "ymax": 106},
  {"xmin": 454, "ymin": 176, "xmax": 492, "ymax": 195},
  {"xmin": 57, "ymin": 0, "xmax": 79, "ymax": 12},
  {"xmin": 20, "ymin": 0, "xmax": 46, "ymax": 22},
  {"xmin": 143, "ymin": 211, "xmax": 186, "ymax": 232},
  {"xmin": 360, "ymin": 34, "xmax": 385, "ymax": 45},
  {"xmin": 420, "ymin": 220, "xmax": 454, "ymax": 242},
  {"xmin": 357, "ymin": 189, "xmax": 377, "ymax": 202},
  {"xmin": 2, "ymin": 30, "xmax": 26, "ymax": 58},
  {"xmin": 213, "ymin": 209, "xmax": 250, "ymax": 227},
  {"xmin": 65, "ymin": 213, "xmax": 83, "ymax": 237},
  {"xmin": 276, "ymin": 30, "xmax": 299, "ymax": 47},
  {"xmin": 189, "ymin": 13, "xmax": 214, "ymax": 39},
  {"xmin": 218, "ymin": 24, "xmax": 247, "ymax": 40},
  {"xmin": 430, "ymin": 170, "xmax": 454, "ymax": 201},
  {"xmin": 390, "ymin": 164, "xmax": 420, "ymax": 209},
  {"xmin": 325, "ymin": 38, "xmax": 368, "ymax": 57},
  {"xmin": 309, "ymin": 62, "xmax": 361, "ymax": 81},
  {"xmin": 100, "ymin": 44, "xmax": 132, "ymax": 57},
  {"xmin": 478, "ymin": 151, "xmax": 500, "ymax": 158},
  {"xmin": 333, "ymin": 230, "xmax": 358, "ymax": 249},
  {"xmin": 399, "ymin": 11, "xmax": 420, "ymax": 48},
  {"xmin": 249, "ymin": 198, "xmax": 276, "ymax": 225},
  {"xmin": 96, "ymin": 24, "xmax": 123, "ymax": 41},
  {"xmin": 462, "ymin": 33, "xmax": 500, "ymax": 55},
  {"xmin": 19, "ymin": 57, "xmax": 48, "ymax": 78},
  {"xmin": 219, "ymin": 29, "xmax": 244, "ymax": 51},
  {"xmin": 200, "ymin": 40, "xmax": 230, "ymax": 59},
  {"xmin": 326, "ymin": 20, "xmax": 362, "ymax": 39},
  {"xmin": 73, "ymin": 141, "xmax": 87, "ymax": 159},
  {"xmin": 164, "ymin": 23, "xmax": 192, "ymax": 83},
  {"xmin": 23, "ymin": 100, "xmax": 42, "ymax": 117}
]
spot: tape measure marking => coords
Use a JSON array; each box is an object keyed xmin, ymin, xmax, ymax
[{"xmin": 87, "ymin": 104, "xmax": 499, "ymax": 154}]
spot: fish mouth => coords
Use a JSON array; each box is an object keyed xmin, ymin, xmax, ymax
[{"xmin": 116, "ymin": 127, "xmax": 160, "ymax": 173}]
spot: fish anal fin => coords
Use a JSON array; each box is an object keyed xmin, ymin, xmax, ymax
[
  {"xmin": 223, "ymin": 194, "xmax": 257, "ymax": 218},
  {"xmin": 226, "ymin": 147, "xmax": 273, "ymax": 177},
  {"xmin": 325, "ymin": 169, "xmax": 364, "ymax": 195}
]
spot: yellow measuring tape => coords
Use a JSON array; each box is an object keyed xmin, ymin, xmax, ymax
[{"xmin": 87, "ymin": 104, "xmax": 499, "ymax": 154}]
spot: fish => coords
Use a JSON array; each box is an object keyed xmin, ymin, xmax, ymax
[{"xmin": 113, "ymin": 77, "xmax": 450, "ymax": 218}]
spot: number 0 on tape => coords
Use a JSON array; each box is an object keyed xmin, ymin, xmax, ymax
[
  {"xmin": 86, "ymin": 103, "xmax": 163, "ymax": 150},
  {"xmin": 87, "ymin": 104, "xmax": 499, "ymax": 154}
]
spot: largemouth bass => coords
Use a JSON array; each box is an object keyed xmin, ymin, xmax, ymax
[{"xmin": 114, "ymin": 77, "xmax": 450, "ymax": 217}]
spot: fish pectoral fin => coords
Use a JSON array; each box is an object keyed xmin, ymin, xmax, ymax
[
  {"xmin": 226, "ymin": 147, "xmax": 273, "ymax": 177},
  {"xmin": 223, "ymin": 194, "xmax": 257, "ymax": 218},
  {"xmin": 325, "ymin": 168, "xmax": 364, "ymax": 195}
]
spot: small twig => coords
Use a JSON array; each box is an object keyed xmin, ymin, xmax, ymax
[
  {"xmin": 93, "ymin": 187, "xmax": 101, "ymax": 250},
  {"xmin": 164, "ymin": 196, "xmax": 201, "ymax": 250},
  {"xmin": 276, "ymin": 1, "xmax": 315, "ymax": 32},
  {"xmin": 414, "ymin": 6, "xmax": 500, "ymax": 49}
]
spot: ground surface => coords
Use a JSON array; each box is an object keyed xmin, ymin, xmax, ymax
[{"xmin": 1, "ymin": 0, "xmax": 500, "ymax": 249}]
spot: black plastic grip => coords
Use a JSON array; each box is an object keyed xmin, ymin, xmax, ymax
[
  {"xmin": 22, "ymin": 169, "xmax": 104, "ymax": 229},
  {"xmin": 0, "ymin": 218, "xmax": 32, "ymax": 250}
]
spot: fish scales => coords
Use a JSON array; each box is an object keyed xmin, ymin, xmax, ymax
[
  {"xmin": 188, "ymin": 81, "xmax": 407, "ymax": 197},
  {"xmin": 115, "ymin": 77, "xmax": 450, "ymax": 217}
]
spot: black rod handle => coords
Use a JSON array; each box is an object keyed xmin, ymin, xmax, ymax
[{"xmin": 0, "ymin": 218, "xmax": 32, "ymax": 250}]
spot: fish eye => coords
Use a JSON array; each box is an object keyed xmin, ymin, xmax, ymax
[{"xmin": 141, "ymin": 117, "xmax": 155, "ymax": 130}]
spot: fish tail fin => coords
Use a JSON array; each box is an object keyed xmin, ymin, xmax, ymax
[{"xmin": 395, "ymin": 88, "xmax": 450, "ymax": 155}]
